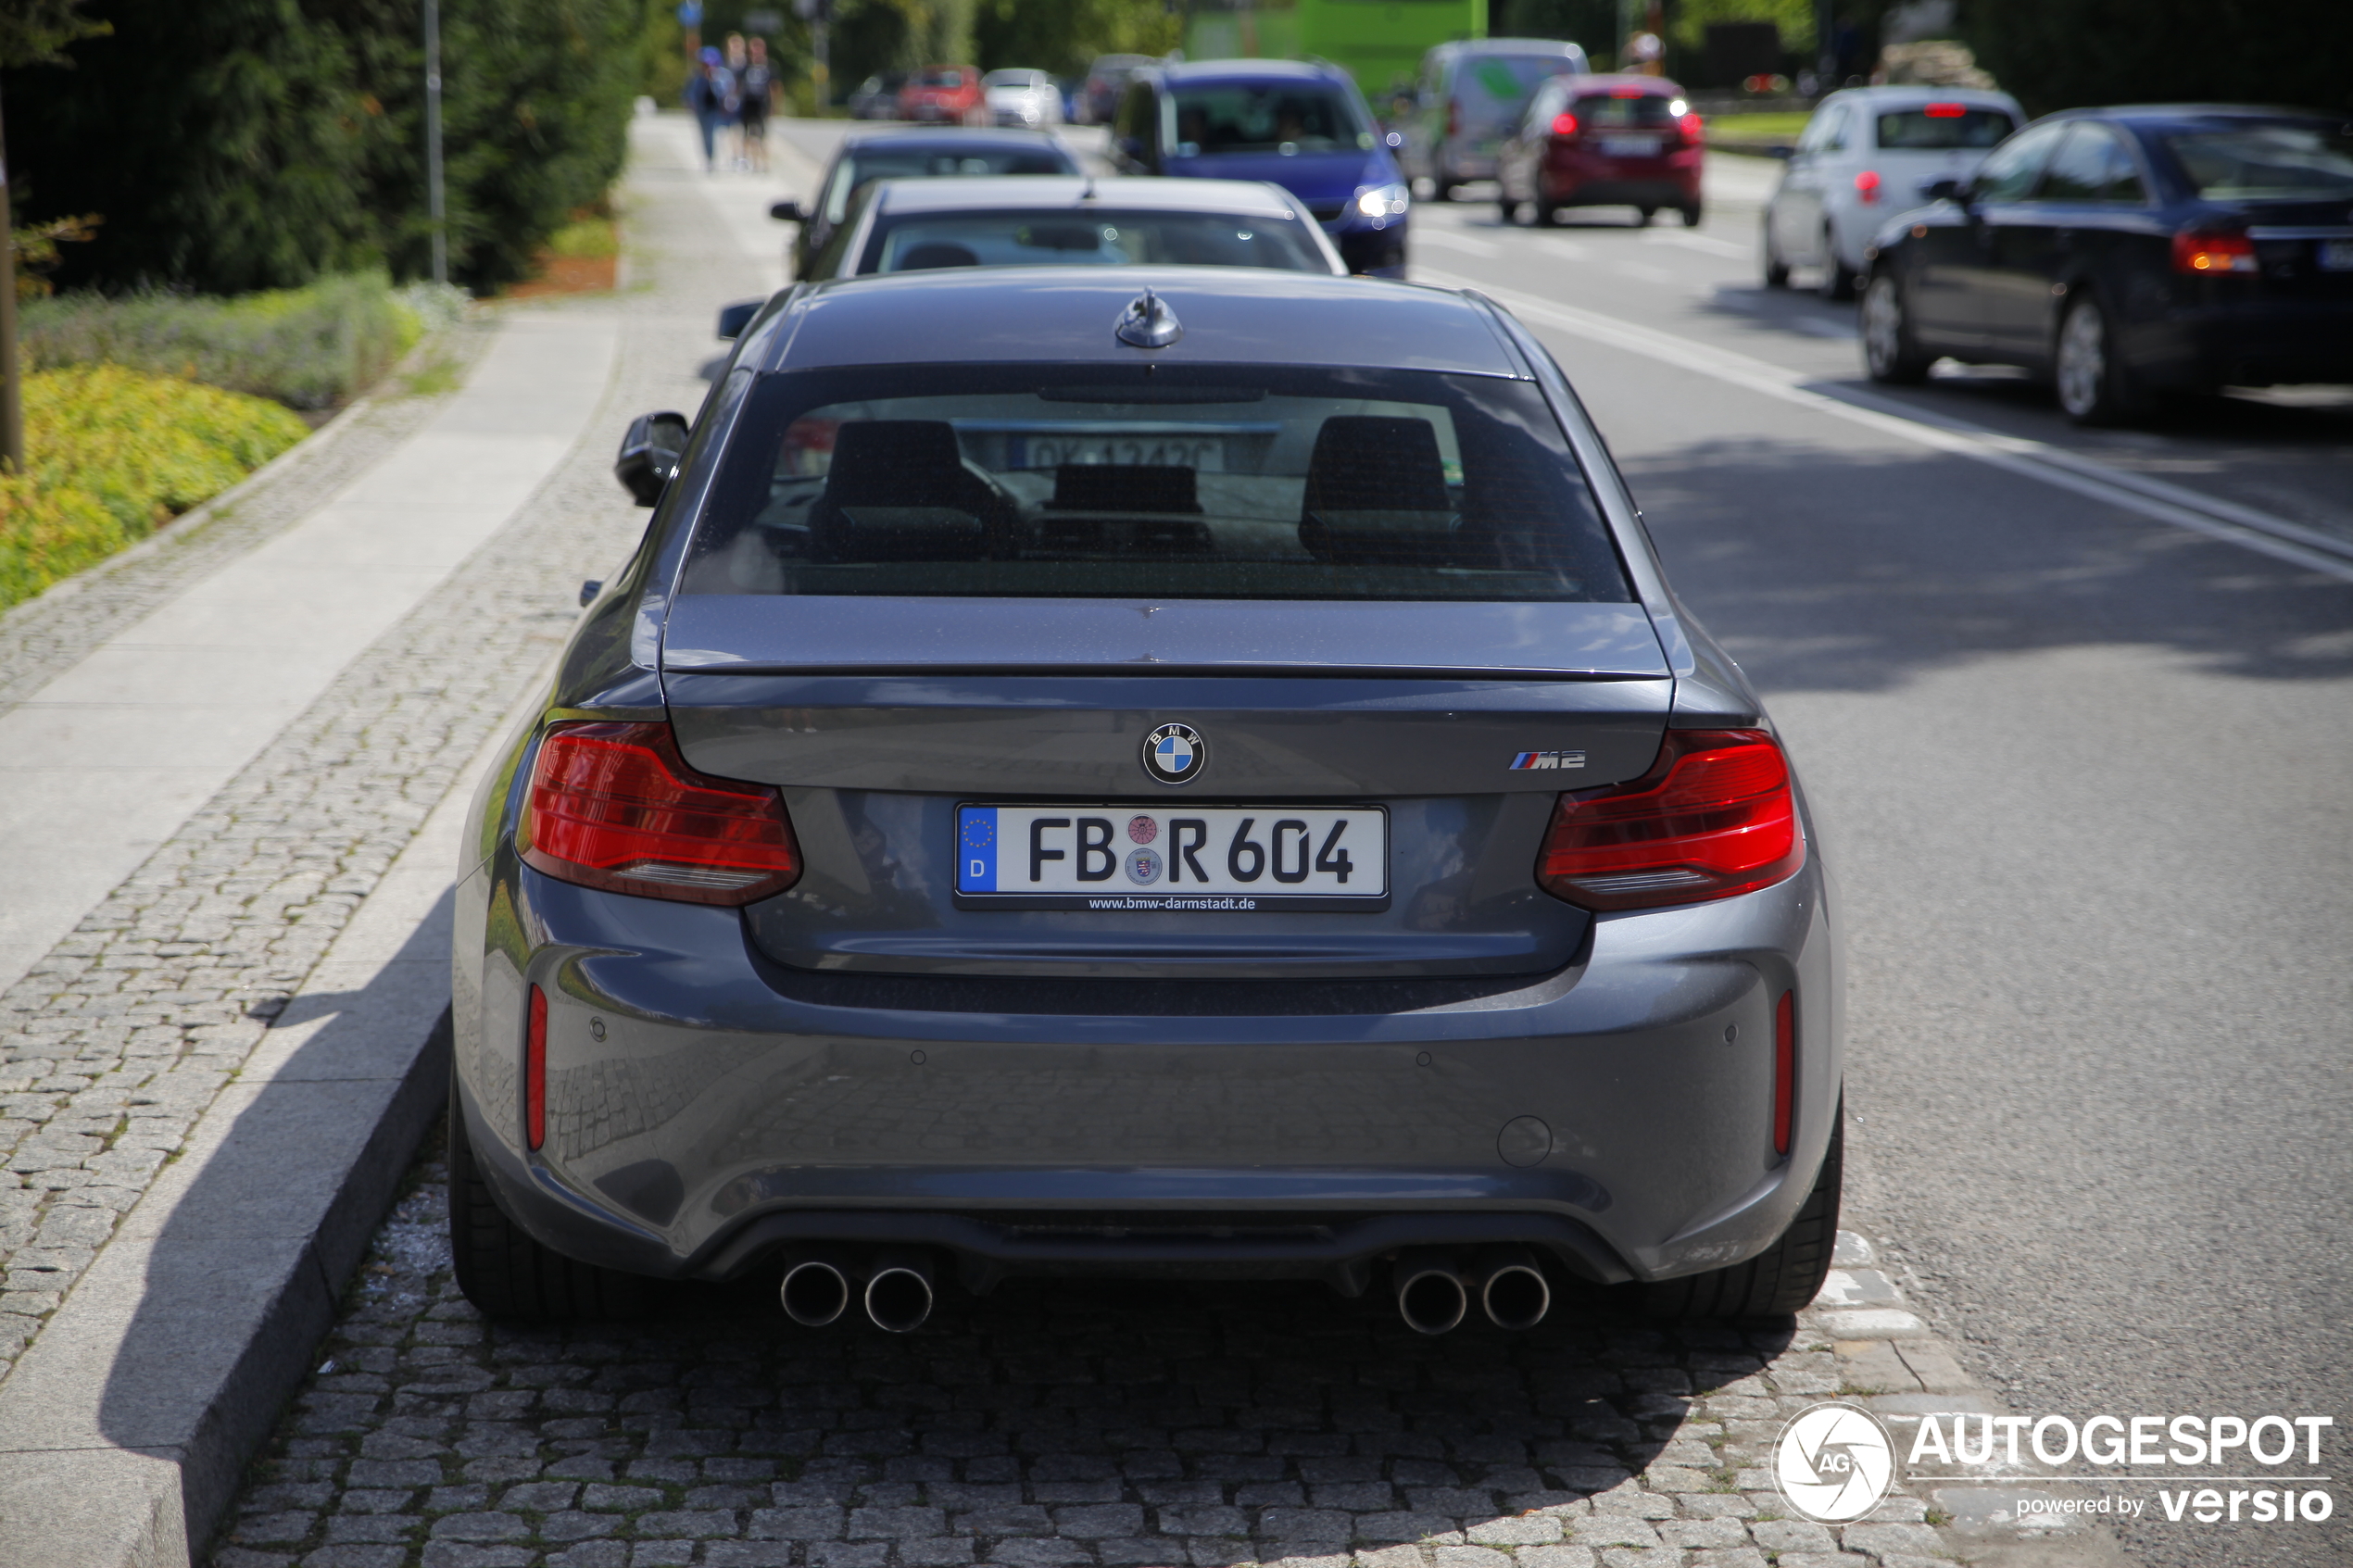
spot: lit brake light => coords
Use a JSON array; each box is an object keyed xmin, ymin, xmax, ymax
[
  {"xmin": 1855, "ymin": 169, "xmax": 1881, "ymax": 203},
  {"xmin": 1924, "ymin": 102, "xmax": 1965, "ymax": 119},
  {"xmin": 2172, "ymin": 230, "xmax": 2258, "ymax": 274},
  {"xmin": 1610, "ymin": 87, "xmax": 1645, "ymax": 98},
  {"xmin": 1534, "ymin": 729, "xmax": 1803, "ymax": 910},
  {"xmin": 522, "ymin": 721, "xmax": 802, "ymax": 905},
  {"xmin": 1680, "ymin": 111, "xmax": 1705, "ymax": 142},
  {"xmin": 1551, "ymin": 111, "xmax": 1579, "ymax": 137}
]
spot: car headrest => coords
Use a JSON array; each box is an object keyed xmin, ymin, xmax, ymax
[
  {"xmin": 1302, "ymin": 416, "xmax": 1451, "ymax": 516},
  {"xmin": 822, "ymin": 420, "xmax": 969, "ymax": 505}
]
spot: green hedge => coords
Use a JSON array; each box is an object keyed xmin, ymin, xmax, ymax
[
  {"xmin": 1, "ymin": 0, "xmax": 642, "ymax": 295},
  {"xmin": 18, "ymin": 272, "xmax": 442, "ymax": 412}
]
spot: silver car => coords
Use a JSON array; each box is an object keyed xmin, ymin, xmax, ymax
[
  {"xmin": 449, "ymin": 268, "xmax": 1845, "ymax": 1336},
  {"xmin": 1403, "ymin": 38, "xmax": 1590, "ymax": 199}
]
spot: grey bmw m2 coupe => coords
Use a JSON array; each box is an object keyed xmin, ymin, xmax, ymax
[{"xmin": 449, "ymin": 267, "xmax": 1843, "ymax": 1335}]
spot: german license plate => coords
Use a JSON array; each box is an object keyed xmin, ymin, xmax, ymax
[
  {"xmin": 2321, "ymin": 239, "xmax": 2353, "ymax": 271},
  {"xmin": 956, "ymin": 804, "xmax": 1389, "ymax": 909},
  {"xmin": 1602, "ymin": 133, "xmax": 1662, "ymax": 157}
]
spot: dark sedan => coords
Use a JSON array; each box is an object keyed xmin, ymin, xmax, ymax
[
  {"xmin": 451, "ymin": 269, "xmax": 1844, "ymax": 1335},
  {"xmin": 768, "ymin": 128, "xmax": 1081, "ymax": 280},
  {"xmin": 1860, "ymin": 104, "xmax": 2353, "ymax": 421}
]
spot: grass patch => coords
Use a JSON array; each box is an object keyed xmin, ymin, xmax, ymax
[
  {"xmin": 507, "ymin": 206, "xmax": 621, "ymax": 298},
  {"xmin": 18, "ymin": 271, "xmax": 456, "ymax": 412},
  {"xmin": 0, "ymin": 365, "xmax": 309, "ymax": 609},
  {"xmin": 1706, "ymin": 111, "xmax": 1811, "ymax": 139}
]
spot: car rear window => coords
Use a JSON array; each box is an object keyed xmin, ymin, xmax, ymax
[
  {"xmin": 1572, "ymin": 92, "xmax": 1678, "ymax": 130},
  {"xmin": 2164, "ymin": 122, "xmax": 2353, "ymax": 199},
  {"xmin": 859, "ymin": 211, "xmax": 1331, "ymax": 274},
  {"xmin": 825, "ymin": 146, "xmax": 1073, "ymax": 223},
  {"xmin": 1170, "ymin": 83, "xmax": 1373, "ymax": 155},
  {"xmin": 1875, "ymin": 106, "xmax": 2015, "ymax": 150},
  {"xmin": 683, "ymin": 365, "xmax": 1631, "ymax": 604}
]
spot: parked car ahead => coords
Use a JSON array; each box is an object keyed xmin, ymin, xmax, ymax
[
  {"xmin": 1403, "ymin": 37, "xmax": 1589, "ymax": 200},
  {"xmin": 795, "ymin": 175, "xmax": 1346, "ymax": 282},
  {"xmin": 1111, "ymin": 58, "xmax": 1413, "ymax": 277},
  {"xmin": 847, "ymin": 72, "xmax": 906, "ymax": 120},
  {"xmin": 1861, "ymin": 104, "xmax": 2353, "ymax": 422},
  {"xmin": 983, "ymin": 68, "xmax": 1063, "ymax": 129},
  {"xmin": 1764, "ymin": 85, "xmax": 2023, "ymax": 299},
  {"xmin": 768, "ymin": 128, "xmax": 1082, "ymax": 279},
  {"xmin": 900, "ymin": 65, "xmax": 985, "ymax": 125},
  {"xmin": 1497, "ymin": 74, "xmax": 1705, "ymax": 228}
]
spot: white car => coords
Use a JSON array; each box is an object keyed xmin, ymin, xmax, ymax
[
  {"xmin": 984, "ymin": 69, "xmax": 1063, "ymax": 129},
  {"xmin": 1763, "ymin": 85, "xmax": 2023, "ymax": 299}
]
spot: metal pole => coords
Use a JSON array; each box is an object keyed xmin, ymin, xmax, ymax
[
  {"xmin": 424, "ymin": 0, "xmax": 447, "ymax": 286},
  {"xmin": 0, "ymin": 82, "xmax": 22, "ymax": 474},
  {"xmin": 1816, "ymin": 0, "xmax": 1836, "ymax": 94}
]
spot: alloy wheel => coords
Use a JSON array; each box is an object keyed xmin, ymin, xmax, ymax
[
  {"xmin": 1863, "ymin": 276, "xmax": 1906, "ymax": 378},
  {"xmin": 2057, "ymin": 302, "xmax": 2106, "ymax": 419}
]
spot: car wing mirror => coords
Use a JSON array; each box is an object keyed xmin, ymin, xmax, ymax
[
  {"xmin": 716, "ymin": 298, "xmax": 762, "ymax": 340},
  {"xmin": 615, "ymin": 410, "xmax": 689, "ymax": 507},
  {"xmin": 769, "ymin": 197, "xmax": 806, "ymax": 223},
  {"xmin": 1924, "ymin": 177, "xmax": 1963, "ymax": 203},
  {"xmin": 1767, "ymin": 144, "xmax": 1795, "ymax": 160}
]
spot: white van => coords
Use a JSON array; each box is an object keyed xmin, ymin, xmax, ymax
[
  {"xmin": 1402, "ymin": 38, "xmax": 1589, "ymax": 199},
  {"xmin": 1764, "ymin": 84, "xmax": 2022, "ymax": 298}
]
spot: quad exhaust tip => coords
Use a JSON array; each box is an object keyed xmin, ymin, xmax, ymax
[
  {"xmin": 780, "ymin": 1248, "xmax": 937, "ymax": 1333},
  {"xmin": 779, "ymin": 1251, "xmax": 852, "ymax": 1327},
  {"xmin": 1394, "ymin": 1247, "xmax": 1552, "ymax": 1334},
  {"xmin": 863, "ymin": 1249, "xmax": 936, "ymax": 1334}
]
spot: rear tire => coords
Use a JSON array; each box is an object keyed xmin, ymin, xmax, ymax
[
  {"xmin": 1862, "ymin": 270, "xmax": 1933, "ymax": 383},
  {"xmin": 2055, "ymin": 294, "xmax": 2152, "ymax": 425},
  {"xmin": 1498, "ymin": 191, "xmax": 1523, "ymax": 223},
  {"xmin": 1762, "ymin": 217, "xmax": 1790, "ymax": 288},
  {"xmin": 1636, "ymin": 205, "xmax": 1657, "ymax": 225},
  {"xmin": 1644, "ymin": 1098, "xmax": 1843, "ymax": 1320},
  {"xmin": 1535, "ymin": 200, "xmax": 1563, "ymax": 228},
  {"xmin": 1680, "ymin": 204, "xmax": 1703, "ymax": 228},
  {"xmin": 447, "ymin": 1078, "xmax": 655, "ymax": 1323},
  {"xmin": 1434, "ymin": 178, "xmax": 1458, "ymax": 203},
  {"xmin": 1818, "ymin": 224, "xmax": 1856, "ymax": 301}
]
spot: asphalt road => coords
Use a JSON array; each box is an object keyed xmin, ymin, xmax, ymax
[{"xmin": 759, "ymin": 122, "xmax": 2352, "ymax": 1568}]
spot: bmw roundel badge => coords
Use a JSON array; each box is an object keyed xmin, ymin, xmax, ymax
[{"xmin": 1142, "ymin": 721, "xmax": 1206, "ymax": 785}]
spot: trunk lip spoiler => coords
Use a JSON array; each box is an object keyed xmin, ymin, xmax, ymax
[{"xmin": 662, "ymin": 659, "xmax": 1668, "ymax": 681}]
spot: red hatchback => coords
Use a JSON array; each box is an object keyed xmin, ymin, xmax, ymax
[
  {"xmin": 1497, "ymin": 73, "xmax": 1705, "ymax": 226},
  {"xmin": 900, "ymin": 65, "xmax": 985, "ymax": 125}
]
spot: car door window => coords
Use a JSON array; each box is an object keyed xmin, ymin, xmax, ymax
[
  {"xmin": 1816, "ymin": 105, "xmax": 1850, "ymax": 156},
  {"xmin": 2038, "ymin": 125, "xmax": 2114, "ymax": 201},
  {"xmin": 2099, "ymin": 132, "xmax": 2149, "ymax": 203},
  {"xmin": 1525, "ymin": 82, "xmax": 1566, "ymax": 134},
  {"xmin": 1972, "ymin": 121, "xmax": 2066, "ymax": 202},
  {"xmin": 1794, "ymin": 106, "xmax": 1834, "ymax": 156}
]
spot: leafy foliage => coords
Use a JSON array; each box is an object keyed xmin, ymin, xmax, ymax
[
  {"xmin": 19, "ymin": 271, "xmax": 422, "ymax": 410},
  {"xmin": 0, "ymin": 0, "xmax": 108, "ymax": 67},
  {"xmin": 1959, "ymin": 0, "xmax": 2353, "ymax": 117},
  {"xmin": 971, "ymin": 0, "xmax": 1177, "ymax": 81},
  {"xmin": 0, "ymin": 365, "xmax": 308, "ymax": 608}
]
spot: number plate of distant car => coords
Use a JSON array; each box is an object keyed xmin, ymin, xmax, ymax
[
  {"xmin": 956, "ymin": 805, "xmax": 1389, "ymax": 909},
  {"xmin": 1602, "ymin": 133, "xmax": 1662, "ymax": 156},
  {"xmin": 2322, "ymin": 240, "xmax": 2353, "ymax": 271}
]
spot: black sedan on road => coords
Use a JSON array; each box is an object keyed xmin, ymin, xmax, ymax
[
  {"xmin": 1859, "ymin": 105, "xmax": 2353, "ymax": 422},
  {"xmin": 452, "ymin": 268, "xmax": 1845, "ymax": 1333},
  {"xmin": 768, "ymin": 128, "xmax": 1081, "ymax": 279}
]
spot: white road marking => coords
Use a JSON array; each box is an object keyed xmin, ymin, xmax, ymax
[
  {"xmin": 1612, "ymin": 260, "xmax": 1678, "ymax": 284},
  {"xmin": 1414, "ymin": 227, "xmax": 1504, "ymax": 257},
  {"xmin": 1420, "ymin": 266, "xmax": 2353, "ymax": 584},
  {"xmin": 1644, "ymin": 230, "xmax": 1750, "ymax": 259}
]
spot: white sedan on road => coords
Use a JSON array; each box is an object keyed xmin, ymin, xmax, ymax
[
  {"xmin": 985, "ymin": 69, "xmax": 1063, "ymax": 129},
  {"xmin": 1763, "ymin": 85, "xmax": 2022, "ymax": 299}
]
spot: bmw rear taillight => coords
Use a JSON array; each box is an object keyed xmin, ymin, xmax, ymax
[
  {"xmin": 2172, "ymin": 229, "xmax": 2257, "ymax": 274},
  {"xmin": 1855, "ymin": 169, "xmax": 1881, "ymax": 204},
  {"xmin": 1551, "ymin": 111, "xmax": 1579, "ymax": 138},
  {"xmin": 522, "ymin": 721, "xmax": 801, "ymax": 905},
  {"xmin": 1535, "ymin": 729, "xmax": 1802, "ymax": 909}
]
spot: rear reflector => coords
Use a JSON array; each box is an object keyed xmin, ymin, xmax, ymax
[
  {"xmin": 1552, "ymin": 111, "xmax": 1579, "ymax": 137},
  {"xmin": 1772, "ymin": 989, "xmax": 1795, "ymax": 1156},
  {"xmin": 2172, "ymin": 230, "xmax": 2257, "ymax": 274},
  {"xmin": 1534, "ymin": 728, "xmax": 1802, "ymax": 910},
  {"xmin": 522, "ymin": 721, "xmax": 801, "ymax": 906},
  {"xmin": 525, "ymin": 984, "xmax": 547, "ymax": 1152}
]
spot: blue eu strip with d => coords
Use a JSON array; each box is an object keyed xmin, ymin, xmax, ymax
[{"xmin": 959, "ymin": 807, "xmax": 997, "ymax": 892}]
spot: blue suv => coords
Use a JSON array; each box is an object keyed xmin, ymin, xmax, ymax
[{"xmin": 1108, "ymin": 58, "xmax": 1411, "ymax": 277}]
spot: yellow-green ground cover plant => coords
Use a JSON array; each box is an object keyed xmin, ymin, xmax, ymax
[{"xmin": 0, "ymin": 366, "xmax": 309, "ymax": 609}]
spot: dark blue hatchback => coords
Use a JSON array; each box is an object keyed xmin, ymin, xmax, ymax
[{"xmin": 1108, "ymin": 58, "xmax": 1412, "ymax": 276}]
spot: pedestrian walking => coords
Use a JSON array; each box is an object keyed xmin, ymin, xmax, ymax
[
  {"xmin": 740, "ymin": 38, "xmax": 777, "ymax": 174},
  {"xmin": 686, "ymin": 46, "xmax": 735, "ymax": 172},
  {"xmin": 724, "ymin": 33, "xmax": 751, "ymax": 169}
]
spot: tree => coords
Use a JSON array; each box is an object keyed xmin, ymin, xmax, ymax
[
  {"xmin": 1957, "ymin": 0, "xmax": 2353, "ymax": 118},
  {"xmin": 971, "ymin": 0, "xmax": 1177, "ymax": 80}
]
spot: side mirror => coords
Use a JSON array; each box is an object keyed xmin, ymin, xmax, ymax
[
  {"xmin": 1924, "ymin": 177, "xmax": 1963, "ymax": 203},
  {"xmin": 614, "ymin": 411, "xmax": 689, "ymax": 507},
  {"xmin": 716, "ymin": 298, "xmax": 762, "ymax": 340},
  {"xmin": 1766, "ymin": 144, "xmax": 1795, "ymax": 160},
  {"xmin": 769, "ymin": 198, "xmax": 806, "ymax": 223}
]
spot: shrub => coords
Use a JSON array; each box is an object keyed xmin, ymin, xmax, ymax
[
  {"xmin": 0, "ymin": 366, "xmax": 310, "ymax": 609},
  {"xmin": 19, "ymin": 271, "xmax": 425, "ymax": 411}
]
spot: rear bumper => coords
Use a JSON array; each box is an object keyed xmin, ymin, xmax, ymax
[
  {"xmin": 2133, "ymin": 298, "xmax": 2353, "ymax": 389},
  {"xmin": 1543, "ymin": 151, "xmax": 1702, "ymax": 210},
  {"xmin": 452, "ymin": 845, "xmax": 1842, "ymax": 1294}
]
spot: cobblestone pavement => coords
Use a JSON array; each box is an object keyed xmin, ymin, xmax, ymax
[
  {"xmin": 208, "ymin": 1114, "xmax": 2108, "ymax": 1568},
  {"xmin": 0, "ymin": 121, "xmax": 754, "ymax": 1386}
]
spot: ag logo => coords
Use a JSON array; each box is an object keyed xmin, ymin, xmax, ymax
[
  {"xmin": 1774, "ymin": 1402, "xmax": 1896, "ymax": 1523},
  {"xmin": 1141, "ymin": 722, "xmax": 1206, "ymax": 785}
]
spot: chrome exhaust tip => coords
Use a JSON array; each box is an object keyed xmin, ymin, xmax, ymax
[
  {"xmin": 864, "ymin": 1248, "xmax": 935, "ymax": 1334},
  {"xmin": 1477, "ymin": 1245, "xmax": 1552, "ymax": 1331},
  {"xmin": 1393, "ymin": 1248, "xmax": 1467, "ymax": 1335},
  {"xmin": 779, "ymin": 1250, "xmax": 853, "ymax": 1327}
]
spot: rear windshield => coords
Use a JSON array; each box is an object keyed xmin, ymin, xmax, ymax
[
  {"xmin": 858, "ymin": 211, "xmax": 1331, "ymax": 274},
  {"xmin": 1170, "ymin": 83, "xmax": 1372, "ymax": 155},
  {"xmin": 684, "ymin": 365, "xmax": 1630, "ymax": 604},
  {"xmin": 825, "ymin": 146, "xmax": 1073, "ymax": 223},
  {"xmin": 1875, "ymin": 106, "xmax": 2015, "ymax": 150},
  {"xmin": 1456, "ymin": 53, "xmax": 1582, "ymax": 108},
  {"xmin": 1572, "ymin": 92, "xmax": 1678, "ymax": 130},
  {"xmin": 2164, "ymin": 123, "xmax": 2353, "ymax": 199}
]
